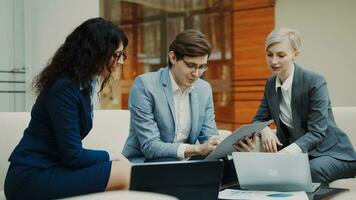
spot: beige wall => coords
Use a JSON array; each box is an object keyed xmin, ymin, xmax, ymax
[
  {"xmin": 276, "ymin": 0, "xmax": 356, "ymax": 106},
  {"xmin": 24, "ymin": 0, "xmax": 100, "ymax": 110},
  {"xmin": 1, "ymin": 0, "xmax": 100, "ymax": 111}
]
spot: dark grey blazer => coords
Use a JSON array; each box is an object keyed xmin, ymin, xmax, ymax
[{"xmin": 253, "ymin": 64, "xmax": 356, "ymax": 161}]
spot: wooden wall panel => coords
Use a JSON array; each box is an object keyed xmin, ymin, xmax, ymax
[
  {"xmin": 215, "ymin": 1, "xmax": 274, "ymax": 130},
  {"xmin": 214, "ymin": 102, "xmax": 235, "ymax": 123},
  {"xmin": 102, "ymin": 0, "xmax": 275, "ymax": 131},
  {"xmin": 232, "ymin": 5, "xmax": 274, "ymax": 126},
  {"xmin": 233, "ymin": 0, "xmax": 274, "ymax": 10},
  {"xmin": 233, "ymin": 101, "xmax": 262, "ymax": 128}
]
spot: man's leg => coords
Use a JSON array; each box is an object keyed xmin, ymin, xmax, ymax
[{"xmin": 309, "ymin": 156, "xmax": 356, "ymax": 186}]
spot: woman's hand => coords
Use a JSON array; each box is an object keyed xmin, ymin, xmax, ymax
[
  {"xmin": 260, "ymin": 126, "xmax": 283, "ymax": 152},
  {"xmin": 233, "ymin": 134, "xmax": 258, "ymax": 152}
]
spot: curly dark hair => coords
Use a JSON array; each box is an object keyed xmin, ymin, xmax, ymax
[{"xmin": 33, "ymin": 17, "xmax": 128, "ymax": 97}]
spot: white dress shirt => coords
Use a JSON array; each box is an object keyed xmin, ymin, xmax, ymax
[
  {"xmin": 275, "ymin": 64, "xmax": 302, "ymax": 154},
  {"xmin": 169, "ymin": 71, "xmax": 193, "ymax": 159},
  {"xmin": 276, "ymin": 65, "xmax": 294, "ymax": 129}
]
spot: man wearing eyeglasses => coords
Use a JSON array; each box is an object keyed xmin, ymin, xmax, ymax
[{"xmin": 122, "ymin": 30, "xmax": 221, "ymax": 163}]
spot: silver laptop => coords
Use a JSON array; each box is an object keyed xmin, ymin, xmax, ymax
[{"xmin": 232, "ymin": 152, "xmax": 320, "ymax": 192}]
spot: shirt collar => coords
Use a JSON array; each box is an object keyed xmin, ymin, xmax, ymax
[
  {"xmin": 275, "ymin": 63, "xmax": 295, "ymax": 92},
  {"xmin": 169, "ymin": 69, "xmax": 193, "ymax": 94}
]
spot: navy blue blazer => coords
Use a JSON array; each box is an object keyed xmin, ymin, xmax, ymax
[
  {"xmin": 253, "ymin": 64, "xmax": 356, "ymax": 161},
  {"xmin": 8, "ymin": 78, "xmax": 109, "ymax": 169}
]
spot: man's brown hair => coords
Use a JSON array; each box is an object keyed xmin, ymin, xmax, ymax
[{"xmin": 168, "ymin": 29, "xmax": 211, "ymax": 68}]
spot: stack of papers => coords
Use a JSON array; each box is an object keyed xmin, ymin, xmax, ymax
[{"xmin": 219, "ymin": 189, "xmax": 308, "ymax": 200}]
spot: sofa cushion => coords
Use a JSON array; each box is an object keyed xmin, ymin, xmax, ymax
[
  {"xmin": 0, "ymin": 112, "xmax": 30, "ymax": 192},
  {"xmin": 332, "ymin": 107, "xmax": 356, "ymax": 148},
  {"xmin": 83, "ymin": 110, "xmax": 130, "ymax": 159},
  {"xmin": 329, "ymin": 107, "xmax": 356, "ymax": 199},
  {"xmin": 328, "ymin": 178, "xmax": 356, "ymax": 200},
  {"xmin": 0, "ymin": 190, "xmax": 5, "ymax": 200}
]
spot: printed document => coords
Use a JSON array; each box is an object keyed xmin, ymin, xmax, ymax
[{"xmin": 219, "ymin": 189, "xmax": 308, "ymax": 200}]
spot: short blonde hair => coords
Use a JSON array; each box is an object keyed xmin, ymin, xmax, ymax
[{"xmin": 265, "ymin": 28, "xmax": 302, "ymax": 51}]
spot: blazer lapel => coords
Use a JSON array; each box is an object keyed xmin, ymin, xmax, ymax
[
  {"xmin": 269, "ymin": 76, "xmax": 285, "ymax": 141},
  {"xmin": 270, "ymin": 76, "xmax": 281, "ymax": 122},
  {"xmin": 291, "ymin": 64, "xmax": 302, "ymax": 130},
  {"xmin": 189, "ymin": 90, "xmax": 199, "ymax": 143},
  {"xmin": 79, "ymin": 91, "xmax": 92, "ymax": 137},
  {"xmin": 161, "ymin": 68, "xmax": 176, "ymax": 132}
]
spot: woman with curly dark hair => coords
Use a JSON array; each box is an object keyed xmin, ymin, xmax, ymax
[{"xmin": 4, "ymin": 17, "xmax": 131, "ymax": 199}]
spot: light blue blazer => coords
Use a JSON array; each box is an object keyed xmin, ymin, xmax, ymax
[{"xmin": 122, "ymin": 67, "xmax": 218, "ymax": 162}]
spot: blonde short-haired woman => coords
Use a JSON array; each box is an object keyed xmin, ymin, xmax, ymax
[{"xmin": 237, "ymin": 28, "xmax": 356, "ymax": 186}]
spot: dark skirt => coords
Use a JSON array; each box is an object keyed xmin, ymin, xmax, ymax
[{"xmin": 4, "ymin": 161, "xmax": 112, "ymax": 200}]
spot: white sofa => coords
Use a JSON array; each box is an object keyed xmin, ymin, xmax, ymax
[
  {"xmin": 0, "ymin": 108, "xmax": 355, "ymax": 199},
  {"xmin": 328, "ymin": 107, "xmax": 356, "ymax": 199}
]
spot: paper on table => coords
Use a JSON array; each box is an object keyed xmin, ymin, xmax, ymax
[{"xmin": 218, "ymin": 189, "xmax": 308, "ymax": 200}]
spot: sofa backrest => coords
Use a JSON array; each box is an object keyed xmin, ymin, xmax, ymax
[
  {"xmin": 82, "ymin": 110, "xmax": 130, "ymax": 158},
  {"xmin": 0, "ymin": 112, "xmax": 31, "ymax": 191},
  {"xmin": 332, "ymin": 107, "xmax": 356, "ymax": 148}
]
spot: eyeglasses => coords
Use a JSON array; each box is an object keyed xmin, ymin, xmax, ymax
[
  {"xmin": 181, "ymin": 58, "xmax": 208, "ymax": 73},
  {"xmin": 113, "ymin": 50, "xmax": 127, "ymax": 61}
]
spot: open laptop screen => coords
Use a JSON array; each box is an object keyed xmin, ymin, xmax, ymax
[
  {"xmin": 232, "ymin": 152, "xmax": 319, "ymax": 192},
  {"xmin": 130, "ymin": 160, "xmax": 224, "ymax": 200}
]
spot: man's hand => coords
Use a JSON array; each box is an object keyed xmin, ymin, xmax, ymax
[
  {"xmin": 185, "ymin": 136, "xmax": 221, "ymax": 158},
  {"xmin": 196, "ymin": 136, "xmax": 221, "ymax": 156},
  {"xmin": 260, "ymin": 126, "xmax": 283, "ymax": 152}
]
